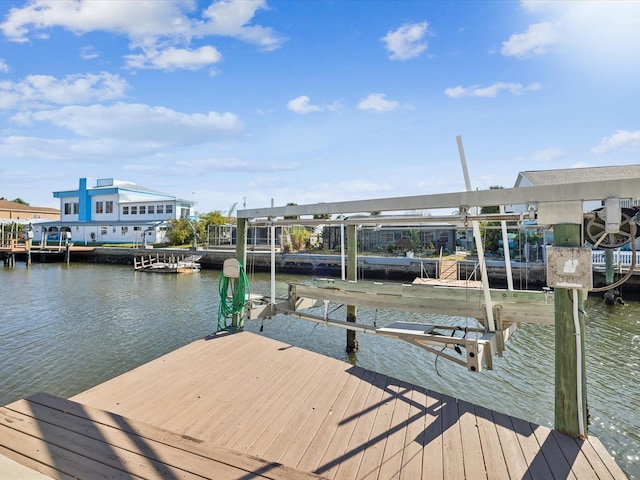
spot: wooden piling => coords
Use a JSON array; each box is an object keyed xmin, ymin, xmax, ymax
[
  {"xmin": 346, "ymin": 224, "xmax": 358, "ymax": 352},
  {"xmin": 553, "ymin": 224, "xmax": 588, "ymax": 438},
  {"xmin": 605, "ymin": 248, "xmax": 614, "ymax": 285},
  {"xmin": 234, "ymin": 217, "xmax": 248, "ymax": 329},
  {"xmin": 26, "ymin": 239, "xmax": 32, "ymax": 267}
]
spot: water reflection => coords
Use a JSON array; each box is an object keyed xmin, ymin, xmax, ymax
[{"xmin": 0, "ymin": 263, "xmax": 638, "ymax": 478}]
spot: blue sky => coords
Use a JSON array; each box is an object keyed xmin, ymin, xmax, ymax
[{"xmin": 1, "ymin": 0, "xmax": 640, "ymax": 214}]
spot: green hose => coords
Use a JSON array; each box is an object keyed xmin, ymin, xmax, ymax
[{"xmin": 217, "ymin": 262, "xmax": 250, "ymax": 332}]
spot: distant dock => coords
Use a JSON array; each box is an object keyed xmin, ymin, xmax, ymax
[{"xmin": 0, "ymin": 331, "xmax": 627, "ymax": 479}]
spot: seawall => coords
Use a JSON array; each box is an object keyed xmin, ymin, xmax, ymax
[{"xmin": 72, "ymin": 247, "xmax": 550, "ymax": 287}]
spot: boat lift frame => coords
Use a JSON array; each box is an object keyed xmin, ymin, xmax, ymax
[
  {"xmin": 237, "ymin": 179, "xmax": 638, "ymax": 371},
  {"xmin": 234, "ymin": 153, "xmax": 640, "ymax": 438}
]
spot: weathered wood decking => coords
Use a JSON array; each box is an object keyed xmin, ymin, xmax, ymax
[
  {"xmin": 1, "ymin": 331, "xmax": 628, "ymax": 479},
  {"xmin": 0, "ymin": 392, "xmax": 324, "ymax": 479}
]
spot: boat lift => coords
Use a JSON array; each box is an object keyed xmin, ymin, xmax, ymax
[
  {"xmin": 248, "ymin": 276, "xmax": 555, "ymax": 372},
  {"xmin": 232, "ymin": 138, "xmax": 640, "ymax": 439},
  {"xmin": 238, "ymin": 174, "xmax": 640, "ymax": 371}
]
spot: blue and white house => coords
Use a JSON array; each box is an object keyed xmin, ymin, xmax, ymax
[{"xmin": 34, "ymin": 178, "xmax": 195, "ymax": 245}]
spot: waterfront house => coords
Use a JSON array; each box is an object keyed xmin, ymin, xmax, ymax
[
  {"xmin": 515, "ymin": 164, "xmax": 640, "ymax": 209},
  {"xmin": 321, "ymin": 217, "xmax": 460, "ymax": 254},
  {"xmin": 33, "ymin": 178, "xmax": 195, "ymax": 245},
  {"xmin": 0, "ymin": 199, "xmax": 59, "ymax": 222}
]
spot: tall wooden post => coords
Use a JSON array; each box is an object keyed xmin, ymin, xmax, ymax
[
  {"xmin": 26, "ymin": 238, "xmax": 32, "ymax": 267},
  {"xmin": 64, "ymin": 239, "xmax": 71, "ymax": 265},
  {"xmin": 233, "ymin": 217, "xmax": 248, "ymax": 329},
  {"xmin": 554, "ymin": 224, "xmax": 588, "ymax": 438},
  {"xmin": 346, "ymin": 224, "xmax": 358, "ymax": 352},
  {"xmin": 604, "ymin": 248, "xmax": 614, "ymax": 285}
]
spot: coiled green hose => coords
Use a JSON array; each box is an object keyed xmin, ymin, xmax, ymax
[{"xmin": 217, "ymin": 262, "xmax": 250, "ymax": 332}]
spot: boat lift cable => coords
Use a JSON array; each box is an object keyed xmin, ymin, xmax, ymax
[{"xmin": 217, "ymin": 260, "xmax": 250, "ymax": 332}]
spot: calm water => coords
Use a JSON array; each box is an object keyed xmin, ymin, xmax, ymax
[{"xmin": 1, "ymin": 262, "xmax": 638, "ymax": 478}]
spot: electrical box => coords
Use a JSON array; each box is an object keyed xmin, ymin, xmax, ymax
[
  {"xmin": 546, "ymin": 247, "xmax": 592, "ymax": 289},
  {"xmin": 604, "ymin": 197, "xmax": 621, "ymax": 233}
]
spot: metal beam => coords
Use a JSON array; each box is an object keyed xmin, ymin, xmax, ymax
[{"xmin": 238, "ymin": 178, "xmax": 640, "ymax": 220}]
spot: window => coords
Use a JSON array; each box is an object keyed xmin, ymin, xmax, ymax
[
  {"xmin": 106, "ymin": 201, "xmax": 113, "ymax": 214},
  {"xmin": 148, "ymin": 205, "xmax": 155, "ymax": 214},
  {"xmin": 380, "ymin": 232, "xmax": 395, "ymax": 244},
  {"xmin": 64, "ymin": 203, "xmax": 72, "ymax": 215},
  {"xmin": 156, "ymin": 205, "xmax": 163, "ymax": 214},
  {"xmin": 96, "ymin": 201, "xmax": 104, "ymax": 214},
  {"xmin": 100, "ymin": 227, "xmax": 107, "ymax": 236},
  {"xmin": 121, "ymin": 226, "xmax": 129, "ymax": 235},
  {"xmin": 73, "ymin": 203, "xmax": 79, "ymax": 214},
  {"xmin": 139, "ymin": 206, "xmax": 146, "ymax": 215},
  {"xmin": 123, "ymin": 206, "xmax": 129, "ymax": 215},
  {"xmin": 165, "ymin": 204, "xmax": 173, "ymax": 214},
  {"xmin": 131, "ymin": 206, "xmax": 138, "ymax": 215},
  {"xmin": 134, "ymin": 226, "xmax": 142, "ymax": 231}
]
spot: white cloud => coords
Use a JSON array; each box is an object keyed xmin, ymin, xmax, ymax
[
  {"xmin": 0, "ymin": 59, "xmax": 8, "ymax": 72},
  {"xmin": 198, "ymin": 0, "xmax": 284, "ymax": 51},
  {"xmin": 1, "ymin": 0, "xmax": 192, "ymax": 42},
  {"xmin": 357, "ymin": 93, "xmax": 399, "ymax": 112},
  {"xmin": 591, "ymin": 130, "xmax": 640, "ymax": 155},
  {"xmin": 125, "ymin": 45, "xmax": 222, "ymax": 71},
  {"xmin": 0, "ymin": 72, "xmax": 128, "ymax": 110},
  {"xmin": 501, "ymin": 22, "xmax": 559, "ymax": 59},
  {"xmin": 12, "ymin": 103, "xmax": 243, "ymax": 146},
  {"xmin": 506, "ymin": 2, "xmax": 640, "ymax": 73},
  {"xmin": 444, "ymin": 82, "xmax": 542, "ymax": 98},
  {"xmin": 173, "ymin": 157, "xmax": 299, "ymax": 173},
  {"xmin": 381, "ymin": 22, "xmax": 428, "ymax": 60},
  {"xmin": 287, "ymin": 96, "xmax": 323, "ymax": 114},
  {"xmin": 0, "ymin": 0, "xmax": 283, "ymax": 69},
  {"xmin": 80, "ymin": 46, "xmax": 100, "ymax": 60}
]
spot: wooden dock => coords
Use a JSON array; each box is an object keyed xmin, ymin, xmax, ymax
[
  {"xmin": 1, "ymin": 331, "xmax": 628, "ymax": 479},
  {"xmin": 133, "ymin": 253, "xmax": 202, "ymax": 273}
]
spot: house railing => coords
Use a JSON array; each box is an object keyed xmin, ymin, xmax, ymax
[{"xmin": 591, "ymin": 249, "xmax": 640, "ymax": 266}]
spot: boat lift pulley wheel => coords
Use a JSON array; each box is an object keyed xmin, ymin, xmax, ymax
[{"xmin": 584, "ymin": 207, "xmax": 640, "ymax": 249}]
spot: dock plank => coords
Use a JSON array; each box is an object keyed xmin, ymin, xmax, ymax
[
  {"xmin": 474, "ymin": 404, "xmax": 510, "ymax": 480},
  {"xmin": 491, "ymin": 410, "xmax": 531, "ymax": 480},
  {"xmin": 258, "ymin": 359, "xmax": 348, "ymax": 462},
  {"xmin": 421, "ymin": 388, "xmax": 445, "ymax": 480},
  {"xmin": 585, "ymin": 436, "xmax": 630, "ymax": 480},
  {"xmin": 273, "ymin": 361, "xmax": 352, "ymax": 467},
  {"xmin": 397, "ymin": 385, "xmax": 428, "ymax": 480},
  {"xmin": 356, "ymin": 376, "xmax": 398, "ymax": 480},
  {"xmin": 330, "ymin": 372, "xmax": 391, "ymax": 480},
  {"xmin": 229, "ymin": 348, "xmax": 329, "ymax": 453},
  {"xmin": 294, "ymin": 366, "xmax": 371, "ymax": 474},
  {"xmin": 180, "ymin": 343, "xmax": 310, "ymax": 437},
  {"xmin": 458, "ymin": 400, "xmax": 488, "ymax": 480},
  {"xmin": 441, "ymin": 394, "xmax": 466, "ymax": 480},
  {"xmin": 53, "ymin": 331, "xmax": 629, "ymax": 480},
  {"xmin": 508, "ymin": 416, "xmax": 554, "ymax": 479},
  {"xmin": 1, "ymin": 393, "xmax": 326, "ymax": 480},
  {"xmin": 375, "ymin": 380, "xmax": 414, "ymax": 480},
  {"xmin": 306, "ymin": 368, "xmax": 378, "ymax": 478},
  {"xmin": 531, "ymin": 424, "xmax": 579, "ymax": 480}
]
